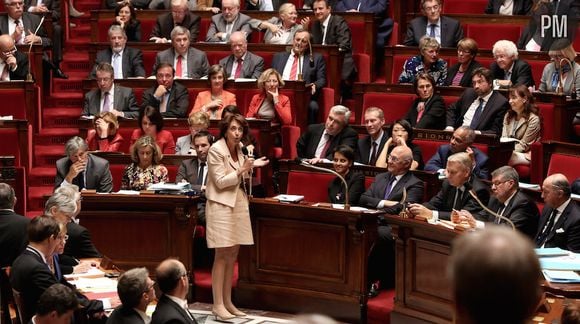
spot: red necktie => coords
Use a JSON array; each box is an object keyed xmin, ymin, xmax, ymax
[
  {"xmin": 319, "ymin": 134, "xmax": 333, "ymax": 158},
  {"xmin": 289, "ymin": 54, "xmax": 299, "ymax": 80},
  {"xmin": 176, "ymin": 55, "xmax": 183, "ymax": 78},
  {"xmin": 416, "ymin": 102, "xmax": 425, "ymax": 124},
  {"xmin": 234, "ymin": 58, "xmax": 243, "ymax": 79},
  {"xmin": 14, "ymin": 20, "xmax": 22, "ymax": 44}
]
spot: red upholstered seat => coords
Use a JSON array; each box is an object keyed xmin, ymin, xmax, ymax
[
  {"xmin": 574, "ymin": 27, "xmax": 580, "ymax": 50},
  {"xmin": 547, "ymin": 153, "xmax": 580, "ymax": 180},
  {"xmin": 528, "ymin": 60, "xmax": 545, "ymax": 89},
  {"xmin": 391, "ymin": 55, "xmax": 408, "ymax": 83},
  {"xmin": 465, "ymin": 24, "xmax": 522, "ymax": 49},
  {"xmin": 286, "ymin": 171, "xmax": 334, "ymax": 202},
  {"xmin": 414, "ymin": 139, "xmax": 446, "ymax": 164},
  {"xmin": 443, "ymin": 0, "xmax": 488, "ymax": 14},
  {"xmin": 362, "ymin": 93, "xmax": 415, "ymax": 124},
  {"xmin": 537, "ymin": 103, "xmax": 554, "ymax": 140},
  {"xmin": 388, "ymin": 22, "xmax": 399, "ymax": 46},
  {"xmin": 347, "ymin": 21, "xmax": 365, "ymax": 54},
  {"xmin": 365, "ymin": 176, "xmax": 374, "ymax": 189},
  {"xmin": 206, "ymin": 51, "xmax": 231, "ymax": 65},
  {"xmin": 117, "ymin": 128, "xmax": 135, "ymax": 153},
  {"xmin": 354, "ymin": 53, "xmax": 371, "ymax": 83},
  {"xmin": 109, "ymin": 164, "xmax": 125, "ymax": 191},
  {"xmin": 0, "ymin": 90, "xmax": 28, "ymax": 119},
  {"xmin": 281, "ymin": 125, "xmax": 300, "ymax": 159}
]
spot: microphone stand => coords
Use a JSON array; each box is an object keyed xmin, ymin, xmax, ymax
[
  {"xmin": 468, "ymin": 190, "xmax": 515, "ymax": 231},
  {"xmin": 26, "ymin": 15, "xmax": 45, "ymax": 82},
  {"xmin": 299, "ymin": 160, "xmax": 350, "ymax": 210}
]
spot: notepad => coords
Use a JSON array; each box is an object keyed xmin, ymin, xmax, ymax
[{"xmin": 543, "ymin": 270, "xmax": 580, "ymax": 283}]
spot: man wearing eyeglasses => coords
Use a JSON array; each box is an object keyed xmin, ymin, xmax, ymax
[
  {"xmin": 152, "ymin": 258, "xmax": 197, "ymax": 324},
  {"xmin": 450, "ymin": 166, "xmax": 539, "ymax": 239},
  {"xmin": 0, "ymin": 34, "xmax": 28, "ymax": 80},
  {"xmin": 403, "ymin": 0, "xmax": 463, "ymax": 47},
  {"xmin": 108, "ymin": 268, "xmax": 156, "ymax": 324}
]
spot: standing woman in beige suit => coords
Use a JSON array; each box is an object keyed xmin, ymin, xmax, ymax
[{"xmin": 205, "ymin": 114, "xmax": 269, "ymax": 321}]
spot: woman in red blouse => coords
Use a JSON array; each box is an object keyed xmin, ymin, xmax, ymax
[
  {"xmin": 86, "ymin": 112, "xmax": 124, "ymax": 152},
  {"xmin": 130, "ymin": 106, "xmax": 176, "ymax": 154},
  {"xmin": 246, "ymin": 68, "xmax": 293, "ymax": 125}
]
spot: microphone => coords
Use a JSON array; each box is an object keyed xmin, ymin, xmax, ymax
[
  {"xmin": 298, "ymin": 159, "xmax": 350, "ymax": 210},
  {"xmin": 467, "ymin": 190, "xmax": 515, "ymax": 231},
  {"xmin": 241, "ymin": 145, "xmax": 253, "ymax": 197},
  {"xmin": 26, "ymin": 14, "xmax": 46, "ymax": 82},
  {"xmin": 308, "ymin": 38, "xmax": 314, "ymax": 68}
]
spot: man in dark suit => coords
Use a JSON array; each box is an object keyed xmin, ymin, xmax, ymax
[
  {"xmin": 142, "ymin": 63, "xmax": 190, "ymax": 118},
  {"xmin": 31, "ymin": 283, "xmax": 79, "ymax": 324},
  {"xmin": 271, "ymin": 30, "xmax": 327, "ymax": 124},
  {"xmin": 360, "ymin": 146, "xmax": 424, "ymax": 294},
  {"xmin": 218, "ymin": 31, "xmax": 264, "ymax": 79},
  {"xmin": 245, "ymin": 0, "xmax": 286, "ymax": 10},
  {"xmin": 151, "ymin": 258, "xmax": 197, "ymax": 324},
  {"xmin": 455, "ymin": 166, "xmax": 540, "ymax": 239},
  {"xmin": 90, "ymin": 25, "xmax": 146, "ymax": 79},
  {"xmin": 490, "ymin": 40, "xmax": 535, "ymax": 87},
  {"xmin": 356, "ymin": 107, "xmax": 389, "ymax": 165},
  {"xmin": 535, "ymin": 173, "xmax": 580, "ymax": 252},
  {"xmin": 296, "ymin": 105, "xmax": 357, "ymax": 162},
  {"xmin": 403, "ymin": 0, "xmax": 463, "ymax": 47},
  {"xmin": 106, "ymin": 0, "xmax": 150, "ymax": 9},
  {"xmin": 149, "ymin": 0, "xmax": 201, "ymax": 42},
  {"xmin": 409, "ymin": 152, "xmax": 490, "ymax": 221},
  {"xmin": 108, "ymin": 268, "xmax": 156, "ymax": 324},
  {"xmin": 152, "ymin": 26, "xmax": 209, "ymax": 79},
  {"xmin": 205, "ymin": 0, "xmax": 252, "ymax": 42},
  {"xmin": 54, "ymin": 136, "xmax": 113, "ymax": 193},
  {"xmin": 0, "ymin": 34, "xmax": 28, "ymax": 80},
  {"xmin": 425, "ymin": 126, "xmax": 490, "ymax": 179},
  {"xmin": 446, "ymin": 67, "xmax": 508, "ymax": 135},
  {"xmin": 0, "ymin": 183, "xmax": 29, "ymax": 268},
  {"xmin": 176, "ymin": 131, "xmax": 213, "ymax": 224},
  {"xmin": 83, "ymin": 63, "xmax": 139, "ymax": 118},
  {"xmin": 485, "ymin": 0, "xmax": 532, "ymax": 15},
  {"xmin": 334, "ymin": 0, "xmax": 392, "ymax": 48},
  {"xmin": 309, "ymin": 0, "xmax": 356, "ymax": 94}
]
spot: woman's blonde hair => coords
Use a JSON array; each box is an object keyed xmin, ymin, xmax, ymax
[
  {"xmin": 257, "ymin": 68, "xmax": 284, "ymax": 90},
  {"xmin": 188, "ymin": 111, "xmax": 210, "ymax": 128},
  {"xmin": 130, "ymin": 135, "xmax": 163, "ymax": 165},
  {"xmin": 94, "ymin": 111, "xmax": 119, "ymax": 135}
]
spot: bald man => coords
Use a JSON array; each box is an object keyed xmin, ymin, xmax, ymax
[
  {"xmin": 449, "ymin": 227, "xmax": 542, "ymax": 324},
  {"xmin": 0, "ymin": 34, "xmax": 28, "ymax": 80},
  {"xmin": 151, "ymin": 258, "xmax": 197, "ymax": 324},
  {"xmin": 535, "ymin": 173, "xmax": 580, "ymax": 252},
  {"xmin": 218, "ymin": 31, "xmax": 264, "ymax": 79}
]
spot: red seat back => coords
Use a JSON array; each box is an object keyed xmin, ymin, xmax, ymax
[
  {"xmin": 0, "ymin": 90, "xmax": 27, "ymax": 119},
  {"xmin": 354, "ymin": 53, "xmax": 371, "ymax": 83},
  {"xmin": 443, "ymin": 0, "xmax": 488, "ymax": 14},
  {"xmin": 414, "ymin": 139, "xmax": 446, "ymax": 164},
  {"xmin": 362, "ymin": 93, "xmax": 415, "ymax": 124},
  {"xmin": 537, "ymin": 103, "xmax": 554, "ymax": 140},
  {"xmin": 466, "ymin": 24, "xmax": 522, "ymax": 49},
  {"xmin": 547, "ymin": 153, "xmax": 580, "ymax": 180},
  {"xmin": 286, "ymin": 171, "xmax": 333, "ymax": 202},
  {"xmin": 527, "ymin": 60, "xmax": 545, "ymax": 89},
  {"xmin": 392, "ymin": 55, "xmax": 408, "ymax": 83}
]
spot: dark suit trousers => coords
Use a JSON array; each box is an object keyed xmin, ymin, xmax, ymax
[{"xmin": 367, "ymin": 221, "xmax": 395, "ymax": 289}]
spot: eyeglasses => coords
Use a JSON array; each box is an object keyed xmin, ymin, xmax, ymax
[
  {"xmin": 57, "ymin": 234, "xmax": 69, "ymax": 241},
  {"xmin": 145, "ymin": 280, "xmax": 156, "ymax": 292},
  {"xmin": 491, "ymin": 179, "xmax": 511, "ymax": 187},
  {"xmin": 2, "ymin": 47, "xmax": 17, "ymax": 56},
  {"xmin": 387, "ymin": 155, "xmax": 400, "ymax": 162}
]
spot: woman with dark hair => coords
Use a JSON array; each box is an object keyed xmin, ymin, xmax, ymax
[
  {"xmin": 122, "ymin": 135, "xmax": 168, "ymax": 190},
  {"xmin": 376, "ymin": 120, "xmax": 423, "ymax": 170},
  {"xmin": 205, "ymin": 114, "xmax": 269, "ymax": 321},
  {"xmin": 130, "ymin": 106, "xmax": 176, "ymax": 154},
  {"xmin": 399, "ymin": 36, "xmax": 448, "ymax": 86},
  {"xmin": 86, "ymin": 111, "xmax": 124, "ymax": 152},
  {"xmin": 405, "ymin": 72, "xmax": 446, "ymax": 130},
  {"xmin": 113, "ymin": 2, "xmax": 141, "ymax": 42},
  {"xmin": 327, "ymin": 145, "xmax": 365, "ymax": 205},
  {"xmin": 191, "ymin": 64, "xmax": 237, "ymax": 119},
  {"xmin": 501, "ymin": 85, "xmax": 541, "ymax": 166},
  {"xmin": 444, "ymin": 38, "xmax": 483, "ymax": 87}
]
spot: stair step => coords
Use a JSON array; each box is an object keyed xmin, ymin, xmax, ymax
[
  {"xmin": 43, "ymin": 108, "xmax": 82, "ymax": 128},
  {"xmin": 62, "ymin": 60, "xmax": 91, "ymax": 73},
  {"xmin": 46, "ymin": 94, "xmax": 83, "ymax": 108},
  {"xmin": 52, "ymin": 78, "xmax": 83, "ymax": 93},
  {"xmin": 27, "ymin": 186, "xmax": 54, "ymax": 211},
  {"xmin": 34, "ymin": 128, "xmax": 79, "ymax": 146},
  {"xmin": 66, "ymin": 38, "xmax": 91, "ymax": 47},
  {"xmin": 28, "ymin": 167, "xmax": 58, "ymax": 186}
]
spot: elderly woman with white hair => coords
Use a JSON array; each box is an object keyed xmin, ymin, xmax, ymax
[
  {"xmin": 539, "ymin": 39, "xmax": 580, "ymax": 95},
  {"xmin": 490, "ymin": 40, "xmax": 535, "ymax": 88},
  {"xmin": 399, "ymin": 36, "xmax": 448, "ymax": 86},
  {"xmin": 249, "ymin": 3, "xmax": 306, "ymax": 44}
]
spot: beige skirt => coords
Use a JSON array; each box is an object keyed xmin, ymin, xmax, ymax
[{"xmin": 206, "ymin": 188, "xmax": 254, "ymax": 248}]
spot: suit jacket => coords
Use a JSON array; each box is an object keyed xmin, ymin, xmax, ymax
[
  {"xmin": 107, "ymin": 305, "xmax": 146, "ymax": 324},
  {"xmin": 539, "ymin": 62, "xmax": 580, "ymax": 94},
  {"xmin": 424, "ymin": 144, "xmax": 490, "ymax": 179},
  {"xmin": 446, "ymin": 88, "xmax": 509, "ymax": 135},
  {"xmin": 485, "ymin": 0, "xmax": 532, "ymax": 15},
  {"xmin": 355, "ymin": 131, "xmax": 389, "ymax": 165},
  {"xmin": 81, "ymin": 85, "xmax": 139, "ymax": 118},
  {"xmin": 105, "ymin": 0, "xmax": 150, "ymax": 8},
  {"xmin": 10, "ymin": 249, "xmax": 60, "ymax": 323},
  {"xmin": 219, "ymin": 51, "xmax": 264, "ymax": 79},
  {"xmin": 90, "ymin": 47, "xmax": 146, "ymax": 79},
  {"xmin": 296, "ymin": 123, "xmax": 358, "ymax": 160},
  {"xmin": 0, "ymin": 210, "xmax": 29, "ymax": 268},
  {"xmin": 190, "ymin": 90, "xmax": 237, "ymax": 119},
  {"xmin": 403, "ymin": 15, "xmax": 463, "ymax": 48},
  {"xmin": 3, "ymin": 50, "xmax": 29, "ymax": 81},
  {"xmin": 176, "ymin": 158, "xmax": 206, "ymax": 194},
  {"xmin": 55, "ymin": 154, "xmax": 113, "ymax": 192},
  {"xmin": 424, "ymin": 177, "xmax": 490, "ymax": 220},
  {"xmin": 141, "ymin": 81, "xmax": 190, "ymax": 118},
  {"xmin": 328, "ymin": 170, "xmax": 365, "ymax": 204},
  {"xmin": 246, "ymin": 92, "xmax": 292, "ymax": 125},
  {"xmin": 490, "ymin": 59, "xmax": 535, "ymax": 87},
  {"xmin": 175, "ymin": 135, "xmax": 194, "ymax": 155},
  {"xmin": 205, "ymin": 13, "xmax": 253, "ymax": 42},
  {"xmin": 537, "ymin": 201, "xmax": 580, "ymax": 252},
  {"xmin": 245, "ymin": 0, "xmax": 286, "ymax": 10},
  {"xmin": 149, "ymin": 12, "xmax": 201, "ymax": 42},
  {"xmin": 249, "ymin": 17, "xmax": 303, "ymax": 44},
  {"xmin": 404, "ymin": 95, "xmax": 446, "ymax": 130},
  {"xmin": 131, "ymin": 129, "xmax": 176, "ymax": 154},
  {"xmin": 205, "ymin": 138, "xmax": 246, "ymax": 208},
  {"xmin": 151, "ymin": 294, "xmax": 196, "ymax": 324},
  {"xmin": 24, "ymin": 0, "xmax": 60, "ymax": 21},
  {"xmin": 334, "ymin": 0, "xmax": 392, "ymax": 46},
  {"xmin": 86, "ymin": 130, "xmax": 124, "ymax": 152},
  {"xmin": 310, "ymin": 14, "xmax": 356, "ymax": 80},
  {"xmin": 501, "ymin": 112, "xmax": 541, "ymax": 155},
  {"xmin": 271, "ymin": 51, "xmax": 327, "ymax": 93},
  {"xmin": 478, "ymin": 190, "xmax": 539, "ymax": 239},
  {"xmin": 153, "ymin": 47, "xmax": 209, "ymax": 80},
  {"xmin": 63, "ymin": 222, "xmax": 101, "ymax": 259},
  {"xmin": 360, "ymin": 171, "xmax": 424, "ymax": 215},
  {"xmin": 0, "ymin": 13, "xmax": 51, "ymax": 49},
  {"xmin": 443, "ymin": 60, "xmax": 483, "ymax": 87}
]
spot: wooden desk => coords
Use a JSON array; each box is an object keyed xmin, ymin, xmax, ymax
[
  {"xmin": 0, "ymin": 82, "xmax": 40, "ymax": 134},
  {"xmin": 237, "ymin": 198, "xmax": 380, "ymax": 323},
  {"xmin": 77, "ymin": 193, "xmax": 198, "ymax": 273}
]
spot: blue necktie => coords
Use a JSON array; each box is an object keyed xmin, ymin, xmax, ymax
[{"xmin": 470, "ymin": 98, "xmax": 484, "ymax": 129}]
